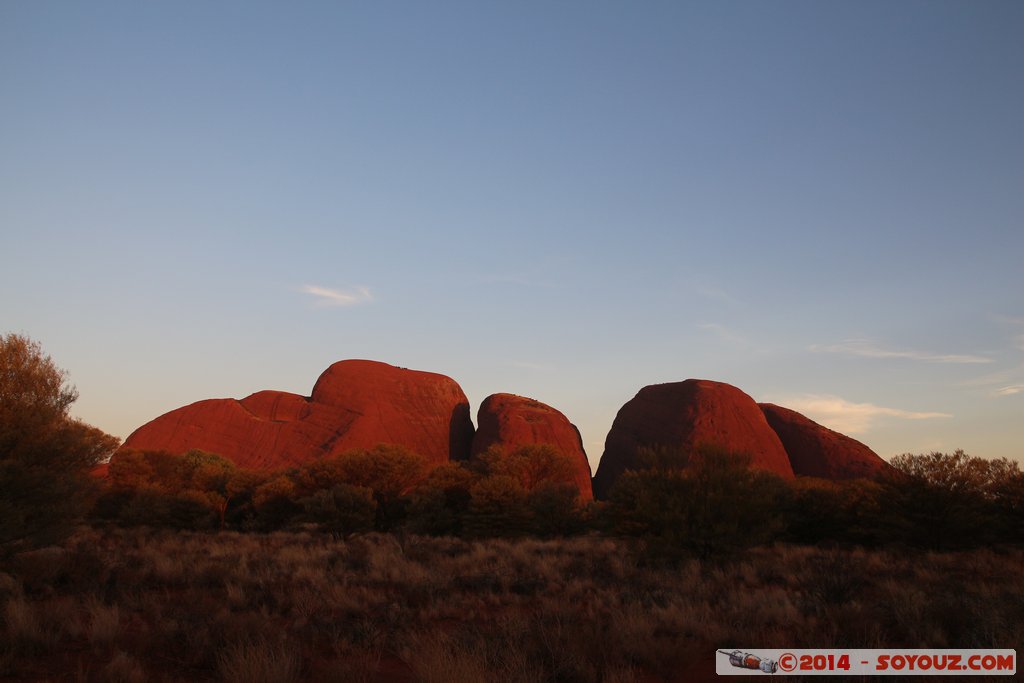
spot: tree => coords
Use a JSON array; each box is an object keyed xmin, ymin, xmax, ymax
[
  {"xmin": 107, "ymin": 448, "xmax": 183, "ymax": 490},
  {"xmin": 103, "ymin": 448, "xmax": 249, "ymax": 529},
  {"xmin": 525, "ymin": 482, "xmax": 585, "ymax": 536},
  {"xmin": 476, "ymin": 444, "xmax": 578, "ymax": 492},
  {"xmin": 878, "ymin": 450, "xmax": 1021, "ymax": 549},
  {"xmin": 984, "ymin": 457, "xmax": 1024, "ymax": 543},
  {"xmin": 249, "ymin": 472, "xmax": 302, "ymax": 530},
  {"xmin": 300, "ymin": 484, "xmax": 376, "ymax": 539},
  {"xmin": 407, "ymin": 462, "xmax": 477, "ymax": 536},
  {"xmin": 330, "ymin": 444, "xmax": 429, "ymax": 498},
  {"xmin": 329, "ymin": 444, "xmax": 429, "ymax": 530},
  {"xmin": 783, "ymin": 477, "xmax": 883, "ymax": 546},
  {"xmin": 0, "ymin": 333, "xmax": 119, "ymax": 556},
  {"xmin": 607, "ymin": 444, "xmax": 788, "ymax": 560},
  {"xmin": 457, "ymin": 445, "xmax": 587, "ymax": 538},
  {"xmin": 465, "ymin": 474, "xmax": 530, "ymax": 537},
  {"xmin": 177, "ymin": 450, "xmax": 245, "ymax": 529}
]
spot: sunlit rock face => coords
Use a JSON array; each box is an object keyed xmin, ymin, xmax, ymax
[
  {"xmin": 592, "ymin": 379, "xmax": 794, "ymax": 499},
  {"xmin": 471, "ymin": 393, "xmax": 593, "ymax": 501},
  {"xmin": 120, "ymin": 360, "xmax": 474, "ymax": 470},
  {"xmin": 759, "ymin": 403, "xmax": 890, "ymax": 480}
]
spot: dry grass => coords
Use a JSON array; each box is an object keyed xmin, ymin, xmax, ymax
[
  {"xmin": 101, "ymin": 650, "xmax": 146, "ymax": 683},
  {"xmin": 217, "ymin": 638, "xmax": 302, "ymax": 683},
  {"xmin": 0, "ymin": 527, "xmax": 1021, "ymax": 681},
  {"xmin": 86, "ymin": 597, "xmax": 121, "ymax": 646},
  {"xmin": 4, "ymin": 596, "xmax": 43, "ymax": 647}
]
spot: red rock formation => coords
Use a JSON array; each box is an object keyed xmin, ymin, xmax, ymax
[
  {"xmin": 592, "ymin": 379, "xmax": 794, "ymax": 499},
  {"xmin": 120, "ymin": 360, "xmax": 474, "ymax": 470},
  {"xmin": 759, "ymin": 403, "xmax": 889, "ymax": 479},
  {"xmin": 471, "ymin": 393, "xmax": 593, "ymax": 500}
]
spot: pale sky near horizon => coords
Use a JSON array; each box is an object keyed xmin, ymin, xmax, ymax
[{"xmin": 2, "ymin": 1, "xmax": 1022, "ymax": 470}]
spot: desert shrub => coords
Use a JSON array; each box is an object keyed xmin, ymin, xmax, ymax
[
  {"xmin": 300, "ymin": 484, "xmax": 376, "ymax": 538},
  {"xmin": 177, "ymin": 450, "xmax": 250, "ymax": 528},
  {"xmin": 407, "ymin": 463, "xmax": 476, "ymax": 536},
  {"xmin": 980, "ymin": 457, "xmax": 1024, "ymax": 543},
  {"xmin": 460, "ymin": 446, "xmax": 586, "ymax": 538},
  {"xmin": 101, "ymin": 650, "xmax": 146, "ymax": 683},
  {"xmin": 1, "ymin": 527, "xmax": 1022, "ymax": 680},
  {"xmin": 474, "ymin": 444, "xmax": 578, "ymax": 491},
  {"xmin": 284, "ymin": 445, "xmax": 429, "ymax": 532},
  {"xmin": 877, "ymin": 450, "xmax": 1019, "ymax": 550},
  {"xmin": 328, "ymin": 444, "xmax": 429, "ymax": 531},
  {"xmin": 405, "ymin": 627, "xmax": 545, "ymax": 683},
  {"xmin": 326, "ymin": 444, "xmax": 428, "ymax": 494},
  {"xmin": 101, "ymin": 488, "xmax": 218, "ymax": 530},
  {"xmin": 802, "ymin": 549, "xmax": 870, "ymax": 608},
  {"xmin": 465, "ymin": 475, "xmax": 531, "ymax": 538},
  {"xmin": 91, "ymin": 489, "xmax": 137, "ymax": 523},
  {"xmin": 247, "ymin": 473, "xmax": 303, "ymax": 530},
  {"xmin": 784, "ymin": 477, "xmax": 884, "ymax": 546},
  {"xmin": 407, "ymin": 462, "xmax": 585, "ymax": 540},
  {"xmin": 408, "ymin": 484, "xmax": 468, "ymax": 536},
  {"xmin": 4, "ymin": 597, "xmax": 43, "ymax": 648},
  {"xmin": 0, "ymin": 572, "xmax": 19, "ymax": 602},
  {"xmin": 86, "ymin": 596, "xmax": 121, "ymax": 646},
  {"xmin": 607, "ymin": 445, "xmax": 788, "ymax": 560},
  {"xmin": 106, "ymin": 449, "xmax": 179, "ymax": 489},
  {"xmin": 524, "ymin": 482, "xmax": 586, "ymax": 537},
  {"xmin": 217, "ymin": 638, "xmax": 302, "ymax": 683},
  {"xmin": 102, "ymin": 449, "xmax": 249, "ymax": 530},
  {"xmin": 12, "ymin": 536, "xmax": 108, "ymax": 595},
  {"xmin": 8, "ymin": 547, "xmax": 67, "ymax": 595}
]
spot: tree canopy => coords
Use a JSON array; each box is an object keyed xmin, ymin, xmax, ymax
[
  {"xmin": 879, "ymin": 450, "xmax": 1024, "ymax": 549},
  {"xmin": 1, "ymin": 333, "xmax": 119, "ymax": 556},
  {"xmin": 607, "ymin": 444, "xmax": 788, "ymax": 560}
]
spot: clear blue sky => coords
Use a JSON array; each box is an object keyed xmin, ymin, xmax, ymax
[{"xmin": 3, "ymin": 1, "xmax": 1022, "ymax": 468}]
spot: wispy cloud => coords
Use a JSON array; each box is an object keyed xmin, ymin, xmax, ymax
[
  {"xmin": 958, "ymin": 363, "xmax": 1024, "ymax": 388},
  {"xmin": 965, "ymin": 315, "xmax": 1024, "ymax": 396},
  {"xmin": 509, "ymin": 361, "xmax": 551, "ymax": 371},
  {"xmin": 697, "ymin": 322, "xmax": 752, "ymax": 348},
  {"xmin": 480, "ymin": 273, "xmax": 554, "ymax": 288},
  {"xmin": 769, "ymin": 393, "xmax": 952, "ymax": 435},
  {"xmin": 991, "ymin": 314, "xmax": 1024, "ymax": 326},
  {"xmin": 299, "ymin": 284, "xmax": 373, "ymax": 307},
  {"xmin": 810, "ymin": 339, "xmax": 991, "ymax": 364},
  {"xmin": 697, "ymin": 286, "xmax": 741, "ymax": 307}
]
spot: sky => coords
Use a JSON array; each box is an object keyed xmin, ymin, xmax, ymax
[{"xmin": 2, "ymin": 1, "xmax": 1022, "ymax": 470}]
